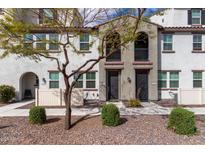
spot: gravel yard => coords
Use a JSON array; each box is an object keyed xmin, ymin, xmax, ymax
[{"xmin": 0, "ymin": 115, "xmax": 205, "ymax": 145}]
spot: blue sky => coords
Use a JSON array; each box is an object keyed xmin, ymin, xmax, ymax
[{"xmin": 111, "ymin": 8, "xmax": 158, "ymax": 17}]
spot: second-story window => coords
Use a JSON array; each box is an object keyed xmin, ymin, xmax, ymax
[
  {"xmin": 36, "ymin": 34, "xmax": 46, "ymax": 50},
  {"xmin": 24, "ymin": 34, "xmax": 33, "ymax": 49},
  {"xmin": 163, "ymin": 34, "xmax": 173, "ymax": 51},
  {"xmin": 191, "ymin": 9, "xmax": 201, "ymax": 25},
  {"xmin": 106, "ymin": 32, "xmax": 121, "ymax": 61},
  {"xmin": 134, "ymin": 32, "xmax": 149, "ymax": 61},
  {"xmin": 80, "ymin": 33, "xmax": 89, "ymax": 51},
  {"xmin": 193, "ymin": 34, "xmax": 202, "ymax": 50},
  {"xmin": 49, "ymin": 34, "xmax": 59, "ymax": 51}
]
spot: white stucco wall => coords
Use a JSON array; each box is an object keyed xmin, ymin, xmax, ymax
[
  {"xmin": 0, "ymin": 34, "xmax": 100, "ymax": 101},
  {"xmin": 151, "ymin": 8, "xmax": 205, "ymax": 27},
  {"xmin": 159, "ymin": 32, "xmax": 205, "ymax": 99}
]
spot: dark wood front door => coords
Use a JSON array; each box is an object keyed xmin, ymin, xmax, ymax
[
  {"xmin": 136, "ymin": 70, "xmax": 149, "ymax": 101},
  {"xmin": 107, "ymin": 71, "xmax": 119, "ymax": 100}
]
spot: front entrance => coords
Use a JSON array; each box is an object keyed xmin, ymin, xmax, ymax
[
  {"xmin": 136, "ymin": 70, "xmax": 149, "ymax": 101},
  {"xmin": 20, "ymin": 72, "xmax": 39, "ymax": 100},
  {"xmin": 106, "ymin": 70, "xmax": 120, "ymax": 100}
]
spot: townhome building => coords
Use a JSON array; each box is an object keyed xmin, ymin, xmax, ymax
[
  {"xmin": 0, "ymin": 9, "xmax": 100, "ymax": 103},
  {"xmin": 1, "ymin": 8, "xmax": 205, "ymax": 105},
  {"xmin": 151, "ymin": 8, "xmax": 205, "ymax": 104}
]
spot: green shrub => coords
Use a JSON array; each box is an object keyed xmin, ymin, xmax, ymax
[
  {"xmin": 167, "ymin": 107, "xmax": 196, "ymax": 135},
  {"xmin": 101, "ymin": 103, "xmax": 120, "ymax": 126},
  {"xmin": 0, "ymin": 85, "xmax": 15, "ymax": 103},
  {"xmin": 128, "ymin": 99, "xmax": 141, "ymax": 107},
  {"xmin": 29, "ymin": 106, "xmax": 46, "ymax": 124}
]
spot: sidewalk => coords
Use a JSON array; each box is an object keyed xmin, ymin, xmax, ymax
[{"xmin": 1, "ymin": 100, "xmax": 205, "ymax": 117}]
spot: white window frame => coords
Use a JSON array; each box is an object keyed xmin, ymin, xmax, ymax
[
  {"xmin": 191, "ymin": 9, "xmax": 202, "ymax": 25},
  {"xmin": 80, "ymin": 33, "xmax": 90, "ymax": 51},
  {"xmin": 193, "ymin": 71, "xmax": 203, "ymax": 88},
  {"xmin": 74, "ymin": 73, "xmax": 83, "ymax": 88},
  {"xmin": 193, "ymin": 34, "xmax": 202, "ymax": 51},
  {"xmin": 169, "ymin": 72, "xmax": 179, "ymax": 88},
  {"xmin": 86, "ymin": 72, "xmax": 96, "ymax": 89},
  {"xmin": 49, "ymin": 71, "xmax": 59, "ymax": 89},
  {"xmin": 163, "ymin": 34, "xmax": 173, "ymax": 51}
]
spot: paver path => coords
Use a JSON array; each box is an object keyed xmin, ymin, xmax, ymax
[{"xmin": 0, "ymin": 100, "xmax": 205, "ymax": 117}]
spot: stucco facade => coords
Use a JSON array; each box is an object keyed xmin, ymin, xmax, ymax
[
  {"xmin": 151, "ymin": 8, "xmax": 205, "ymax": 102},
  {"xmin": 99, "ymin": 18, "xmax": 159, "ymax": 102}
]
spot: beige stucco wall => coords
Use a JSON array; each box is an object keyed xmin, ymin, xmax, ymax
[{"xmin": 99, "ymin": 18, "xmax": 159, "ymax": 101}]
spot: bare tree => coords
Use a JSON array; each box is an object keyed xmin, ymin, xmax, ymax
[{"xmin": 0, "ymin": 8, "xmax": 146, "ymax": 130}]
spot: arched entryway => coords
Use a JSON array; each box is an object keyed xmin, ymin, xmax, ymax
[{"xmin": 20, "ymin": 72, "xmax": 39, "ymax": 100}]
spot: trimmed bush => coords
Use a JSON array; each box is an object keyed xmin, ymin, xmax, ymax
[
  {"xmin": 167, "ymin": 107, "xmax": 196, "ymax": 135},
  {"xmin": 29, "ymin": 106, "xmax": 46, "ymax": 124},
  {"xmin": 128, "ymin": 99, "xmax": 141, "ymax": 107},
  {"xmin": 0, "ymin": 85, "xmax": 15, "ymax": 103},
  {"xmin": 101, "ymin": 103, "xmax": 120, "ymax": 126}
]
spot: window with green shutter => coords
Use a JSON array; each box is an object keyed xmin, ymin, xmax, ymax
[
  {"xmin": 36, "ymin": 34, "xmax": 46, "ymax": 50},
  {"xmin": 86, "ymin": 72, "xmax": 96, "ymax": 88},
  {"xmin": 80, "ymin": 33, "xmax": 89, "ymax": 51},
  {"xmin": 74, "ymin": 73, "xmax": 83, "ymax": 88},
  {"xmin": 163, "ymin": 34, "xmax": 173, "ymax": 51},
  {"xmin": 24, "ymin": 34, "xmax": 33, "ymax": 49},
  {"xmin": 49, "ymin": 34, "xmax": 59, "ymax": 50},
  {"xmin": 170, "ymin": 72, "xmax": 179, "ymax": 88},
  {"xmin": 49, "ymin": 72, "xmax": 59, "ymax": 88},
  {"xmin": 159, "ymin": 72, "xmax": 167, "ymax": 88},
  {"xmin": 193, "ymin": 71, "xmax": 202, "ymax": 88}
]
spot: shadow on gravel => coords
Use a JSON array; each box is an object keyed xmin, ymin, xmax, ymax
[
  {"xmin": 71, "ymin": 114, "xmax": 100, "ymax": 128},
  {"xmin": 119, "ymin": 117, "xmax": 128, "ymax": 125},
  {"xmin": 0, "ymin": 125, "xmax": 12, "ymax": 129},
  {"xmin": 46, "ymin": 117, "xmax": 61, "ymax": 124}
]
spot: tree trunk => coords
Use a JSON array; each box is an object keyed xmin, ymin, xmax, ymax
[{"xmin": 64, "ymin": 88, "xmax": 72, "ymax": 130}]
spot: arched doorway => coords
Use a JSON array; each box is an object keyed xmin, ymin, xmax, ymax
[
  {"xmin": 20, "ymin": 72, "xmax": 39, "ymax": 100},
  {"xmin": 134, "ymin": 32, "xmax": 149, "ymax": 61}
]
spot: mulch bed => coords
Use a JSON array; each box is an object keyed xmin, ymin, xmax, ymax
[{"xmin": 1, "ymin": 115, "xmax": 205, "ymax": 144}]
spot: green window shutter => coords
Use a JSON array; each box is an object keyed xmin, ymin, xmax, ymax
[{"xmin": 158, "ymin": 72, "xmax": 167, "ymax": 88}]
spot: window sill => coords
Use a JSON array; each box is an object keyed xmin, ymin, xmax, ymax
[
  {"xmin": 48, "ymin": 50, "xmax": 61, "ymax": 53},
  {"xmin": 105, "ymin": 61, "xmax": 124, "ymax": 65},
  {"xmin": 160, "ymin": 88, "xmax": 178, "ymax": 91},
  {"xmin": 83, "ymin": 88, "xmax": 98, "ymax": 91},
  {"xmin": 192, "ymin": 50, "xmax": 205, "ymax": 53},
  {"xmin": 162, "ymin": 50, "xmax": 175, "ymax": 53},
  {"xmin": 133, "ymin": 61, "xmax": 153, "ymax": 65},
  {"xmin": 78, "ymin": 50, "xmax": 92, "ymax": 53}
]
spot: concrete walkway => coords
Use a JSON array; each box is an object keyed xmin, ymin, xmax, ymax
[{"xmin": 1, "ymin": 100, "xmax": 205, "ymax": 117}]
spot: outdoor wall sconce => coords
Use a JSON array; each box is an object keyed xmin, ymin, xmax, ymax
[
  {"xmin": 127, "ymin": 77, "xmax": 131, "ymax": 83},
  {"xmin": 42, "ymin": 78, "xmax": 46, "ymax": 84}
]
